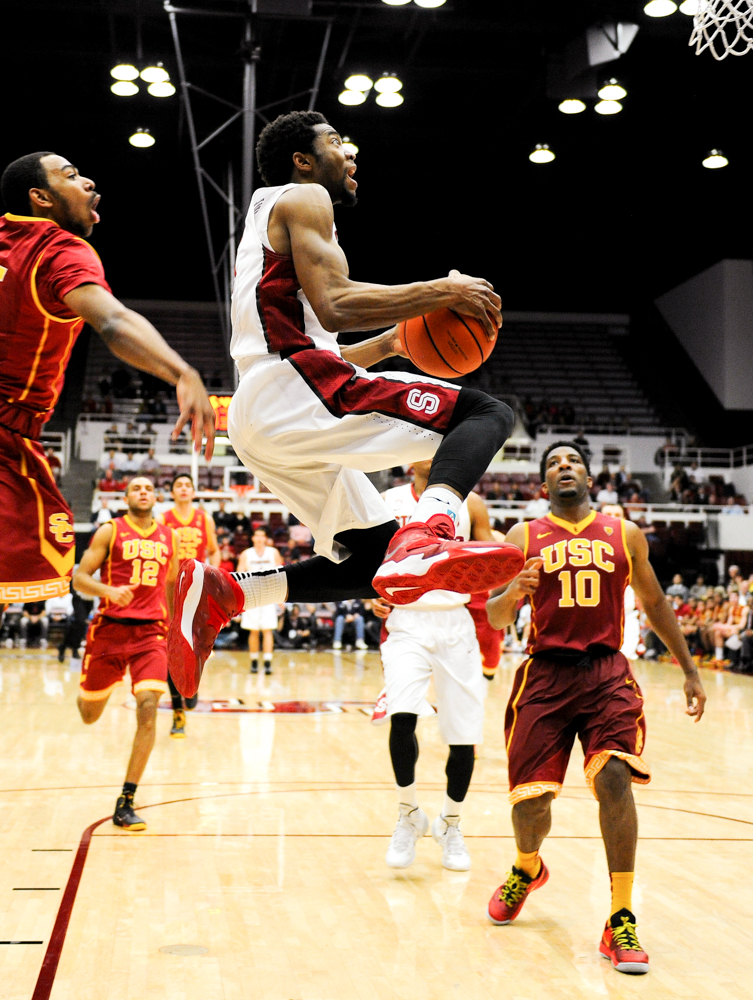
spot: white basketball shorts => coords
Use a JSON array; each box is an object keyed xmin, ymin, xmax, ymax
[
  {"xmin": 381, "ymin": 605, "xmax": 486, "ymax": 745},
  {"xmin": 227, "ymin": 351, "xmax": 461, "ymax": 562},
  {"xmin": 240, "ymin": 603, "xmax": 280, "ymax": 631}
]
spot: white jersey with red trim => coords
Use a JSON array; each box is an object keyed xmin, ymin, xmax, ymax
[
  {"xmin": 382, "ymin": 483, "xmax": 472, "ymax": 609},
  {"xmin": 230, "ymin": 184, "xmax": 340, "ymax": 372}
]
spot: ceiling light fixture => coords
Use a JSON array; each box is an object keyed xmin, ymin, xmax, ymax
[
  {"xmin": 529, "ymin": 144, "xmax": 555, "ymax": 164},
  {"xmin": 341, "ymin": 137, "xmax": 359, "ymax": 155},
  {"xmin": 702, "ymin": 148, "xmax": 728, "ymax": 168},
  {"xmin": 129, "ymin": 128, "xmax": 155, "ymax": 148},
  {"xmin": 376, "ymin": 92, "xmax": 404, "ymax": 107},
  {"xmin": 140, "ymin": 63, "xmax": 170, "ymax": 84},
  {"xmin": 594, "ymin": 99, "xmax": 623, "ymax": 115},
  {"xmin": 643, "ymin": 0, "xmax": 677, "ymax": 15},
  {"xmin": 111, "ymin": 81, "xmax": 139, "ymax": 97},
  {"xmin": 338, "ymin": 89, "xmax": 367, "ymax": 105},
  {"xmin": 678, "ymin": 0, "xmax": 699, "ymax": 12},
  {"xmin": 344, "ymin": 74, "xmax": 373, "ymax": 92},
  {"xmin": 598, "ymin": 78, "xmax": 627, "ymax": 100},
  {"xmin": 374, "ymin": 74, "xmax": 403, "ymax": 94},
  {"xmin": 558, "ymin": 98, "xmax": 586, "ymax": 114},
  {"xmin": 382, "ymin": 0, "xmax": 411, "ymax": 5},
  {"xmin": 147, "ymin": 81, "xmax": 176, "ymax": 97},
  {"xmin": 110, "ymin": 63, "xmax": 139, "ymax": 81},
  {"xmin": 415, "ymin": 0, "xmax": 447, "ymax": 6}
]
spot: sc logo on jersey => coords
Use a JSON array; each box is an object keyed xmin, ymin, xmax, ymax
[{"xmin": 406, "ymin": 389, "xmax": 440, "ymax": 415}]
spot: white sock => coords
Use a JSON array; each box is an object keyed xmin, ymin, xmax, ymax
[
  {"xmin": 232, "ymin": 569, "xmax": 287, "ymax": 610},
  {"xmin": 442, "ymin": 793, "xmax": 463, "ymax": 819},
  {"xmin": 263, "ymin": 653, "xmax": 272, "ymax": 663},
  {"xmin": 715, "ymin": 646, "xmax": 724, "ymax": 660},
  {"xmin": 409, "ymin": 487, "xmax": 462, "ymax": 528},
  {"xmin": 397, "ymin": 782, "xmax": 418, "ymax": 809}
]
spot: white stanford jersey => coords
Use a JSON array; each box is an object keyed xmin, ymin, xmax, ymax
[
  {"xmin": 383, "ymin": 483, "xmax": 472, "ymax": 609},
  {"xmin": 231, "ymin": 184, "xmax": 341, "ymax": 371},
  {"xmin": 242, "ymin": 543, "xmax": 279, "ymax": 573}
]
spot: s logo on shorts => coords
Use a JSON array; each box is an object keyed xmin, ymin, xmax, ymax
[
  {"xmin": 49, "ymin": 512, "xmax": 74, "ymax": 545},
  {"xmin": 406, "ymin": 389, "xmax": 440, "ymax": 415}
]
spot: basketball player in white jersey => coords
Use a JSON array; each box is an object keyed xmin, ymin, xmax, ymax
[
  {"xmin": 236, "ymin": 525, "xmax": 283, "ymax": 674},
  {"xmin": 602, "ymin": 504, "xmax": 641, "ymax": 659},
  {"xmin": 373, "ymin": 460, "xmax": 494, "ymax": 871},
  {"xmin": 169, "ymin": 110, "xmax": 524, "ymax": 697}
]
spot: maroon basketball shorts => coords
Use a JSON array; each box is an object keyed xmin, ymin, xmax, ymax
[
  {"xmin": 467, "ymin": 598, "xmax": 501, "ymax": 676},
  {"xmin": 505, "ymin": 651, "xmax": 650, "ymax": 804},
  {"xmin": 0, "ymin": 426, "xmax": 74, "ymax": 603},
  {"xmin": 80, "ymin": 617, "xmax": 169, "ymax": 700}
]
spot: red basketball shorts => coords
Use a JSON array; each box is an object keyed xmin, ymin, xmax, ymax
[
  {"xmin": 466, "ymin": 598, "xmax": 501, "ymax": 676},
  {"xmin": 505, "ymin": 651, "xmax": 650, "ymax": 804},
  {"xmin": 80, "ymin": 616, "xmax": 169, "ymax": 700},
  {"xmin": 0, "ymin": 426, "xmax": 74, "ymax": 603}
]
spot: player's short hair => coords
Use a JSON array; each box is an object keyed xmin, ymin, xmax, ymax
[
  {"xmin": 256, "ymin": 111, "xmax": 329, "ymax": 186},
  {"xmin": 170, "ymin": 473, "xmax": 194, "ymax": 491},
  {"xmin": 252, "ymin": 523, "xmax": 272, "ymax": 537},
  {"xmin": 539, "ymin": 440, "xmax": 591, "ymax": 481},
  {"xmin": 1, "ymin": 152, "xmax": 55, "ymax": 215},
  {"xmin": 126, "ymin": 476, "xmax": 155, "ymax": 493}
]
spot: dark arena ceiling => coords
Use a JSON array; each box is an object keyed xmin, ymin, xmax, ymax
[{"xmin": 3, "ymin": 0, "xmax": 752, "ymax": 313}]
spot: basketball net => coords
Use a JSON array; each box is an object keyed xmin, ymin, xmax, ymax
[{"xmin": 690, "ymin": 0, "xmax": 753, "ymax": 59}]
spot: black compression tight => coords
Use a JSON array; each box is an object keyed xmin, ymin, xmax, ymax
[{"xmin": 389, "ymin": 712, "xmax": 476, "ymax": 800}]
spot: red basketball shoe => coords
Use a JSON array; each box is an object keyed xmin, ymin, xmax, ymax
[
  {"xmin": 373, "ymin": 520, "xmax": 524, "ymax": 606},
  {"xmin": 168, "ymin": 561, "xmax": 244, "ymax": 697},
  {"xmin": 599, "ymin": 909, "xmax": 649, "ymax": 974},
  {"xmin": 487, "ymin": 860, "xmax": 549, "ymax": 925}
]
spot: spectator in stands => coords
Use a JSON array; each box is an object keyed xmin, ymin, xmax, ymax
[
  {"xmin": 229, "ymin": 509, "xmax": 252, "ymax": 537},
  {"xmin": 726, "ymin": 565, "xmax": 743, "ymax": 594},
  {"xmin": 737, "ymin": 603, "xmax": 753, "ymax": 674},
  {"xmin": 524, "ymin": 489, "xmax": 549, "ymax": 518},
  {"xmin": 18, "ymin": 602, "xmax": 48, "ymax": 649},
  {"xmin": 139, "ymin": 448, "xmax": 160, "ymax": 476},
  {"xmin": 98, "ymin": 376, "xmax": 111, "ymax": 398},
  {"xmin": 288, "ymin": 521, "xmax": 313, "ymax": 548},
  {"xmin": 98, "ymin": 468, "xmax": 125, "ymax": 492},
  {"xmin": 596, "ymin": 480, "xmax": 618, "ymax": 506},
  {"xmin": 284, "ymin": 604, "xmax": 316, "ymax": 649},
  {"xmin": 213, "ymin": 500, "xmax": 236, "ymax": 534},
  {"xmin": 99, "ymin": 445, "xmax": 125, "ymax": 473},
  {"xmin": 45, "ymin": 446, "xmax": 62, "ymax": 482},
  {"xmin": 121, "ymin": 451, "xmax": 140, "ymax": 475},
  {"xmin": 332, "ymin": 599, "xmax": 367, "ymax": 650},
  {"xmin": 711, "ymin": 591, "xmax": 747, "ymax": 664},
  {"xmin": 654, "ymin": 437, "xmax": 680, "ymax": 467},
  {"xmin": 152, "ymin": 491, "xmax": 171, "ymax": 518},
  {"xmin": 94, "ymin": 499, "xmax": 113, "ymax": 525},
  {"xmin": 666, "ymin": 573, "xmax": 689, "ymax": 601},
  {"xmin": 689, "ymin": 574, "xmax": 710, "ymax": 600},
  {"xmin": 722, "ymin": 496, "xmax": 744, "ymax": 515},
  {"xmin": 595, "ymin": 464, "xmax": 611, "ymax": 490},
  {"xmin": 219, "ymin": 542, "xmax": 237, "ymax": 573}
]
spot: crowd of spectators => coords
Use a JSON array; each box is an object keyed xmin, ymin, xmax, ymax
[
  {"xmin": 667, "ymin": 462, "xmax": 746, "ymax": 508},
  {"xmin": 82, "ymin": 367, "xmax": 226, "ymax": 421}
]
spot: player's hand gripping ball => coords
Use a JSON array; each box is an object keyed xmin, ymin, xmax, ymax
[{"xmin": 397, "ymin": 307, "xmax": 495, "ymax": 379}]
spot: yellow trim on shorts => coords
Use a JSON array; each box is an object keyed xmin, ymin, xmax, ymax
[
  {"xmin": 133, "ymin": 680, "xmax": 169, "ymax": 695},
  {"xmin": 0, "ymin": 577, "xmax": 70, "ymax": 602},
  {"xmin": 505, "ymin": 657, "xmax": 532, "ymax": 753},
  {"xmin": 584, "ymin": 749, "xmax": 651, "ymax": 798},
  {"xmin": 509, "ymin": 781, "xmax": 562, "ymax": 805},
  {"xmin": 78, "ymin": 681, "xmax": 122, "ymax": 701}
]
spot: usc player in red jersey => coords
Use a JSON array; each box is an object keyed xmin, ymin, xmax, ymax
[
  {"xmin": 158, "ymin": 472, "xmax": 219, "ymax": 737},
  {"xmin": 485, "ymin": 442, "xmax": 706, "ymax": 975},
  {"xmin": 0, "ymin": 151, "xmax": 214, "ymax": 609},
  {"xmin": 73, "ymin": 477, "xmax": 179, "ymax": 830}
]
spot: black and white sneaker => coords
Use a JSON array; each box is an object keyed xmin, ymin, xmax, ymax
[{"xmin": 113, "ymin": 795, "xmax": 147, "ymax": 831}]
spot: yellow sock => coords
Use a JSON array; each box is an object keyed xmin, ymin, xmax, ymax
[
  {"xmin": 610, "ymin": 871, "xmax": 634, "ymax": 916},
  {"xmin": 515, "ymin": 849, "xmax": 541, "ymax": 878}
]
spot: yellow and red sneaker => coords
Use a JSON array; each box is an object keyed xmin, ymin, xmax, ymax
[
  {"xmin": 487, "ymin": 860, "xmax": 549, "ymax": 924},
  {"xmin": 599, "ymin": 908, "xmax": 649, "ymax": 974}
]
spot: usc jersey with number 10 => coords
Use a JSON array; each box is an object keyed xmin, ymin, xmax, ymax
[
  {"xmin": 98, "ymin": 516, "xmax": 175, "ymax": 622},
  {"xmin": 159, "ymin": 506, "xmax": 211, "ymax": 562},
  {"xmin": 524, "ymin": 511, "xmax": 631, "ymax": 656}
]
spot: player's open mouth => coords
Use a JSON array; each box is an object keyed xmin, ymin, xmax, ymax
[
  {"xmin": 558, "ymin": 475, "xmax": 575, "ymax": 485},
  {"xmin": 90, "ymin": 194, "xmax": 101, "ymax": 223}
]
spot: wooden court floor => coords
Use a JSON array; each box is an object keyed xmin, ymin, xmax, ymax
[{"xmin": 0, "ymin": 645, "xmax": 750, "ymax": 1000}]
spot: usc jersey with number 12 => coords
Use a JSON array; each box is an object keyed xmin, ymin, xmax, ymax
[
  {"xmin": 159, "ymin": 506, "xmax": 211, "ymax": 562},
  {"xmin": 98, "ymin": 516, "xmax": 174, "ymax": 622},
  {"xmin": 524, "ymin": 511, "xmax": 631, "ymax": 656}
]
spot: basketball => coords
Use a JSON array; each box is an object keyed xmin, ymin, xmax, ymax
[{"xmin": 397, "ymin": 308, "xmax": 494, "ymax": 379}]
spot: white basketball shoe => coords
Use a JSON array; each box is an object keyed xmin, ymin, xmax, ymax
[
  {"xmin": 385, "ymin": 804, "xmax": 429, "ymax": 868},
  {"xmin": 431, "ymin": 814, "xmax": 471, "ymax": 871}
]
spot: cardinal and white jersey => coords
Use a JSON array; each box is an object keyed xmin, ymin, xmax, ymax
[
  {"xmin": 382, "ymin": 482, "xmax": 472, "ymax": 609},
  {"xmin": 230, "ymin": 184, "xmax": 340, "ymax": 370}
]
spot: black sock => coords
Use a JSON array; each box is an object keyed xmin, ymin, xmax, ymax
[
  {"xmin": 122, "ymin": 781, "xmax": 137, "ymax": 800},
  {"xmin": 446, "ymin": 745, "xmax": 475, "ymax": 802},
  {"xmin": 389, "ymin": 713, "xmax": 419, "ymax": 787},
  {"xmin": 167, "ymin": 672, "xmax": 182, "ymax": 711}
]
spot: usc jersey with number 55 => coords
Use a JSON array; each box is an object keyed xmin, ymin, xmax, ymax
[
  {"xmin": 524, "ymin": 511, "xmax": 631, "ymax": 656},
  {"xmin": 98, "ymin": 516, "xmax": 175, "ymax": 622}
]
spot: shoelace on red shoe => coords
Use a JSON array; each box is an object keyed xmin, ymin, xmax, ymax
[
  {"xmin": 611, "ymin": 916, "xmax": 642, "ymax": 952},
  {"xmin": 498, "ymin": 869, "xmax": 531, "ymax": 906}
]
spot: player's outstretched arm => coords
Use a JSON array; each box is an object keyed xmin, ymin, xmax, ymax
[
  {"xmin": 165, "ymin": 533, "xmax": 181, "ymax": 619},
  {"xmin": 279, "ymin": 185, "xmax": 501, "ymax": 339},
  {"xmin": 626, "ymin": 521, "xmax": 706, "ymax": 722},
  {"xmin": 63, "ymin": 284, "xmax": 216, "ymax": 460},
  {"xmin": 468, "ymin": 491, "xmax": 495, "ymax": 542},
  {"xmin": 73, "ymin": 523, "xmax": 135, "ymax": 607},
  {"xmin": 205, "ymin": 514, "xmax": 221, "ymax": 568}
]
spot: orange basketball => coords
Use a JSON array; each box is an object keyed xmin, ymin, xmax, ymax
[{"xmin": 397, "ymin": 308, "xmax": 493, "ymax": 379}]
